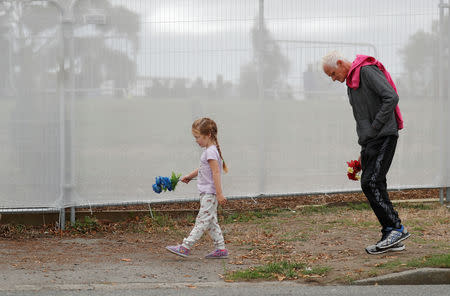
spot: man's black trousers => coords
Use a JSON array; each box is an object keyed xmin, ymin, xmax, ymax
[{"xmin": 360, "ymin": 135, "xmax": 401, "ymax": 229}]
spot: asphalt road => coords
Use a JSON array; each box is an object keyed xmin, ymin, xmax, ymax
[{"xmin": 0, "ymin": 282, "xmax": 449, "ymax": 296}]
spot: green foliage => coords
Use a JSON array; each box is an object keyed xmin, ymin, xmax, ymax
[
  {"xmin": 376, "ymin": 254, "xmax": 450, "ymax": 269},
  {"xmin": 302, "ymin": 266, "xmax": 331, "ymax": 276},
  {"xmin": 70, "ymin": 216, "xmax": 101, "ymax": 234},
  {"xmin": 239, "ymin": 19, "xmax": 292, "ymax": 100},
  {"xmin": 396, "ymin": 203, "xmax": 433, "ymax": 210},
  {"xmin": 347, "ymin": 202, "xmax": 371, "ymax": 211},
  {"xmin": 407, "ymin": 254, "xmax": 450, "ymax": 268},
  {"xmin": 151, "ymin": 213, "xmax": 174, "ymax": 228},
  {"xmin": 225, "ymin": 261, "xmax": 330, "ymax": 281},
  {"xmin": 170, "ymin": 171, "xmax": 182, "ymax": 191},
  {"xmin": 222, "ymin": 210, "xmax": 280, "ymax": 224}
]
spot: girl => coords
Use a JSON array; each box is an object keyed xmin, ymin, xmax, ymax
[{"xmin": 166, "ymin": 117, "xmax": 229, "ymax": 259}]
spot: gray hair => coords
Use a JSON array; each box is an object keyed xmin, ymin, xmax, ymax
[{"xmin": 322, "ymin": 50, "xmax": 348, "ymax": 68}]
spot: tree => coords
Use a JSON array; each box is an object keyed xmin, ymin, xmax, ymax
[
  {"xmin": 398, "ymin": 14, "xmax": 448, "ymax": 99},
  {"xmin": 190, "ymin": 77, "xmax": 206, "ymax": 98},
  {"xmin": 1, "ymin": 0, "xmax": 140, "ymax": 96},
  {"xmin": 239, "ymin": 18, "xmax": 291, "ymax": 100},
  {"xmin": 0, "ymin": 7, "xmax": 11, "ymax": 96},
  {"xmin": 2, "ymin": 0, "xmax": 140, "ymax": 200},
  {"xmin": 73, "ymin": 0, "xmax": 140, "ymax": 95},
  {"xmin": 172, "ymin": 78, "xmax": 187, "ymax": 98}
]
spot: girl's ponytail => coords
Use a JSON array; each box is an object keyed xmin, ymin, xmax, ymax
[{"xmin": 215, "ymin": 139, "xmax": 228, "ymax": 173}]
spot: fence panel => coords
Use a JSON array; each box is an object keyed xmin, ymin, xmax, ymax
[{"xmin": 0, "ymin": 0, "xmax": 448, "ymax": 209}]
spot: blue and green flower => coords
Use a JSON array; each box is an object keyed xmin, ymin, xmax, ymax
[{"xmin": 152, "ymin": 172, "xmax": 182, "ymax": 194}]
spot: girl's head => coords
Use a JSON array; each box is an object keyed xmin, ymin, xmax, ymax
[{"xmin": 192, "ymin": 117, "xmax": 228, "ymax": 173}]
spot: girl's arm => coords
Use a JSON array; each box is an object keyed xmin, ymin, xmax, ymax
[
  {"xmin": 181, "ymin": 168, "xmax": 198, "ymax": 184},
  {"xmin": 208, "ymin": 159, "xmax": 227, "ymax": 205}
]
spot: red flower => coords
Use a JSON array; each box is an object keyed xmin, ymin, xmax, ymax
[{"xmin": 346, "ymin": 159, "xmax": 361, "ymax": 181}]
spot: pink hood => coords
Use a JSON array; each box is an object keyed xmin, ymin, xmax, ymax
[{"xmin": 346, "ymin": 55, "xmax": 404, "ymax": 130}]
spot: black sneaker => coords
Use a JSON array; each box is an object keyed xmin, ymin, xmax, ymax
[
  {"xmin": 376, "ymin": 226, "xmax": 411, "ymax": 250},
  {"xmin": 365, "ymin": 243, "xmax": 405, "ymax": 255}
]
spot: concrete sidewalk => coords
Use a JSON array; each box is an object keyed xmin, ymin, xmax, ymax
[
  {"xmin": 1, "ymin": 252, "xmax": 449, "ymax": 292},
  {"xmin": 1, "ymin": 282, "xmax": 450, "ymax": 296}
]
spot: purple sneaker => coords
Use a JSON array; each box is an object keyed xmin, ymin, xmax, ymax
[
  {"xmin": 166, "ymin": 245, "xmax": 190, "ymax": 258},
  {"xmin": 205, "ymin": 249, "xmax": 228, "ymax": 259}
]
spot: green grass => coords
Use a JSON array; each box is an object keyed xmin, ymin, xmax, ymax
[
  {"xmin": 222, "ymin": 210, "xmax": 281, "ymax": 224},
  {"xmin": 13, "ymin": 224, "xmax": 26, "ymax": 233},
  {"xmin": 296, "ymin": 205, "xmax": 339, "ymax": 215},
  {"xmin": 225, "ymin": 261, "xmax": 330, "ymax": 281},
  {"xmin": 412, "ymin": 226, "xmax": 425, "ymax": 232},
  {"xmin": 375, "ymin": 259, "xmax": 403, "ymax": 269},
  {"xmin": 339, "ymin": 219, "xmax": 377, "ymax": 228},
  {"xmin": 376, "ymin": 254, "xmax": 450, "ymax": 269},
  {"xmin": 395, "ymin": 203, "xmax": 434, "ymax": 210},
  {"xmin": 69, "ymin": 216, "xmax": 101, "ymax": 234},
  {"xmin": 407, "ymin": 254, "xmax": 450, "ymax": 268},
  {"xmin": 303, "ymin": 266, "xmax": 331, "ymax": 275},
  {"xmin": 346, "ymin": 202, "xmax": 371, "ymax": 211},
  {"xmin": 280, "ymin": 232, "xmax": 309, "ymax": 242},
  {"xmin": 151, "ymin": 213, "xmax": 175, "ymax": 228},
  {"xmin": 296, "ymin": 202, "xmax": 372, "ymax": 216}
]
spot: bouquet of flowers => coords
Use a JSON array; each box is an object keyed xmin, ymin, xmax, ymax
[
  {"xmin": 346, "ymin": 159, "xmax": 361, "ymax": 181},
  {"xmin": 152, "ymin": 172, "xmax": 182, "ymax": 194}
]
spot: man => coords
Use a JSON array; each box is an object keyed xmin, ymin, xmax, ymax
[{"xmin": 322, "ymin": 51, "xmax": 410, "ymax": 255}]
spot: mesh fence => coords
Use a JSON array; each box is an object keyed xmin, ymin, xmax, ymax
[{"xmin": 0, "ymin": 0, "xmax": 449, "ymax": 209}]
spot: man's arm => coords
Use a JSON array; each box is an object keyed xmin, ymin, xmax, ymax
[{"xmin": 361, "ymin": 66, "xmax": 399, "ymax": 131}]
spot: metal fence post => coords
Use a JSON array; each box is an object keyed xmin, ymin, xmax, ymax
[
  {"xmin": 257, "ymin": 0, "xmax": 266, "ymax": 193},
  {"xmin": 438, "ymin": 0, "xmax": 449, "ymax": 204},
  {"xmin": 63, "ymin": 17, "xmax": 75, "ymax": 225},
  {"xmin": 44, "ymin": 0, "xmax": 79, "ymax": 229},
  {"xmin": 447, "ymin": 0, "xmax": 450, "ymax": 203}
]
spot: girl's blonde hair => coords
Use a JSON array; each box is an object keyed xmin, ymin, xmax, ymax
[{"xmin": 192, "ymin": 117, "xmax": 228, "ymax": 173}]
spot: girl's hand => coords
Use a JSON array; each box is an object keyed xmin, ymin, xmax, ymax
[
  {"xmin": 217, "ymin": 193, "xmax": 227, "ymax": 206},
  {"xmin": 181, "ymin": 169, "xmax": 199, "ymax": 184},
  {"xmin": 181, "ymin": 175, "xmax": 191, "ymax": 184}
]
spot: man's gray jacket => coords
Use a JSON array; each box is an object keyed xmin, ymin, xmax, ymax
[{"xmin": 347, "ymin": 65, "xmax": 400, "ymax": 146}]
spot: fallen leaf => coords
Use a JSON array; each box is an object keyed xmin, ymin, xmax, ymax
[{"xmin": 121, "ymin": 258, "xmax": 132, "ymax": 262}]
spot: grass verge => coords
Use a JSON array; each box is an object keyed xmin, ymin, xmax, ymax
[
  {"xmin": 376, "ymin": 253, "xmax": 450, "ymax": 269},
  {"xmin": 225, "ymin": 261, "xmax": 330, "ymax": 281}
]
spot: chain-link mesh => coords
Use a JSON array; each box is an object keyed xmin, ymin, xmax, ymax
[{"xmin": 0, "ymin": 0, "xmax": 448, "ymax": 210}]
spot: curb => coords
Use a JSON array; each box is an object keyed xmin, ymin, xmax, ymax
[
  {"xmin": 0, "ymin": 281, "xmax": 300, "ymax": 292},
  {"xmin": 354, "ymin": 268, "xmax": 450, "ymax": 285}
]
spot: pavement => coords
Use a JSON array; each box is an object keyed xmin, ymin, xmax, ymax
[
  {"xmin": 0, "ymin": 282, "xmax": 449, "ymax": 296},
  {"xmin": 0, "ymin": 255, "xmax": 449, "ymax": 296}
]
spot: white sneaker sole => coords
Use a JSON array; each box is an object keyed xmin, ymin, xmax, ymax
[
  {"xmin": 366, "ymin": 244, "xmax": 405, "ymax": 255},
  {"xmin": 377, "ymin": 232, "xmax": 411, "ymax": 250},
  {"xmin": 166, "ymin": 246, "xmax": 189, "ymax": 258}
]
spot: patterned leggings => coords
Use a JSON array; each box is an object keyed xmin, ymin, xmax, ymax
[{"xmin": 182, "ymin": 193, "xmax": 225, "ymax": 250}]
